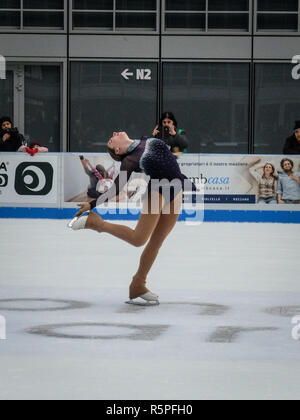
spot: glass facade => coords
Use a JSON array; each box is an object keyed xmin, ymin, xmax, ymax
[
  {"xmin": 165, "ymin": 0, "xmax": 250, "ymax": 32},
  {"xmin": 163, "ymin": 63, "xmax": 250, "ymax": 154},
  {"xmin": 0, "ymin": 1, "xmax": 300, "ymax": 33},
  {"xmin": 0, "ymin": 70, "xmax": 13, "ymax": 119},
  {"xmin": 0, "ymin": 0, "xmax": 65, "ymax": 30},
  {"xmin": 70, "ymin": 62, "xmax": 157, "ymax": 152},
  {"xmin": 254, "ymin": 64, "xmax": 300, "ymax": 154},
  {"xmin": 72, "ymin": 0, "xmax": 158, "ymax": 32},
  {"xmin": 1, "ymin": 1, "xmax": 300, "ymax": 153},
  {"xmin": 25, "ymin": 65, "xmax": 61, "ymax": 152},
  {"xmin": 256, "ymin": 0, "xmax": 299, "ymax": 32}
]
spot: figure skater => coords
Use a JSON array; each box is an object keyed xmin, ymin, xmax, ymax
[{"xmin": 69, "ymin": 132, "xmax": 195, "ymax": 305}]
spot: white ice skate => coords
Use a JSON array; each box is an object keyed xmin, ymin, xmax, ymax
[
  {"xmin": 126, "ymin": 291, "xmax": 160, "ymax": 306},
  {"xmin": 68, "ymin": 214, "xmax": 89, "ymax": 231}
]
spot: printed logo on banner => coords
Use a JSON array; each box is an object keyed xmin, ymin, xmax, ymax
[
  {"xmin": 15, "ymin": 162, "xmax": 54, "ymax": 196},
  {"xmin": 0, "ymin": 162, "xmax": 8, "ymax": 188},
  {"xmin": 0, "ymin": 174, "xmax": 8, "ymax": 187}
]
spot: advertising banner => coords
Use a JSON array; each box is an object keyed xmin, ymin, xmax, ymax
[
  {"xmin": 1, "ymin": 152, "xmax": 300, "ymax": 217},
  {"xmin": 0, "ymin": 153, "xmax": 59, "ymax": 206},
  {"xmin": 178, "ymin": 155, "xmax": 300, "ymax": 209},
  {"xmin": 63, "ymin": 153, "xmax": 149, "ymax": 209}
]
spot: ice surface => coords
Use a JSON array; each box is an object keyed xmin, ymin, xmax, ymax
[{"xmin": 0, "ymin": 218, "xmax": 300, "ymax": 400}]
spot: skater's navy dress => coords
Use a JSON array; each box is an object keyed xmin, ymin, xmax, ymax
[{"xmin": 90, "ymin": 137, "xmax": 196, "ymax": 209}]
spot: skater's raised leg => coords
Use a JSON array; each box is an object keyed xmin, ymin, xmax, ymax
[{"xmin": 86, "ymin": 192, "xmax": 164, "ymax": 248}]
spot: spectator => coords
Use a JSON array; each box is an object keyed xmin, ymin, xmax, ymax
[
  {"xmin": 0, "ymin": 116, "xmax": 24, "ymax": 152},
  {"xmin": 277, "ymin": 158, "xmax": 300, "ymax": 204},
  {"xmin": 18, "ymin": 141, "xmax": 49, "ymax": 156},
  {"xmin": 249, "ymin": 159, "xmax": 278, "ymax": 204},
  {"xmin": 152, "ymin": 111, "xmax": 188, "ymax": 158},
  {"xmin": 283, "ymin": 121, "xmax": 300, "ymax": 155}
]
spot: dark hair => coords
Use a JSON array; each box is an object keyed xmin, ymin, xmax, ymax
[
  {"xmin": 96, "ymin": 164, "xmax": 107, "ymax": 177},
  {"xmin": 107, "ymin": 146, "xmax": 128, "ymax": 162},
  {"xmin": 294, "ymin": 120, "xmax": 300, "ymax": 131},
  {"xmin": 281, "ymin": 158, "xmax": 294, "ymax": 169},
  {"xmin": 29, "ymin": 141, "xmax": 41, "ymax": 149},
  {"xmin": 0, "ymin": 116, "xmax": 13, "ymax": 126},
  {"xmin": 159, "ymin": 112, "xmax": 178, "ymax": 128}
]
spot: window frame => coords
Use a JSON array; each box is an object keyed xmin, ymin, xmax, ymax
[
  {"xmin": 0, "ymin": 0, "xmax": 67, "ymax": 33},
  {"xmin": 68, "ymin": 58, "xmax": 159, "ymax": 153},
  {"xmin": 162, "ymin": 0, "xmax": 252, "ymax": 35},
  {"xmin": 69, "ymin": 0, "xmax": 160, "ymax": 34},
  {"xmin": 254, "ymin": 0, "xmax": 300, "ymax": 35},
  {"xmin": 161, "ymin": 59, "xmax": 252, "ymax": 155},
  {"xmin": 253, "ymin": 59, "xmax": 300, "ymax": 154},
  {"xmin": 0, "ymin": 59, "xmax": 66, "ymax": 151}
]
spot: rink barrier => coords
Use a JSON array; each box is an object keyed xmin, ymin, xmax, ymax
[
  {"xmin": 1, "ymin": 207, "xmax": 300, "ymax": 223},
  {"xmin": 1, "ymin": 151, "xmax": 300, "ymax": 223}
]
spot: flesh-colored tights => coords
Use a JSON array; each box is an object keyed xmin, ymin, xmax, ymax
[{"xmin": 86, "ymin": 192, "xmax": 182, "ymax": 299}]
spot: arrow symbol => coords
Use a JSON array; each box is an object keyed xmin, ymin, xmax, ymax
[{"xmin": 121, "ymin": 68, "xmax": 134, "ymax": 80}]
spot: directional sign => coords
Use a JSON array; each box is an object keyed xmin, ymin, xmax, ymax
[
  {"xmin": 121, "ymin": 68, "xmax": 152, "ymax": 81},
  {"xmin": 136, "ymin": 69, "xmax": 152, "ymax": 80},
  {"xmin": 121, "ymin": 69, "xmax": 134, "ymax": 80}
]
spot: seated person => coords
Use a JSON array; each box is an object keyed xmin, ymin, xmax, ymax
[
  {"xmin": 18, "ymin": 141, "xmax": 49, "ymax": 155},
  {"xmin": 152, "ymin": 111, "xmax": 188, "ymax": 158},
  {"xmin": 283, "ymin": 121, "xmax": 300, "ymax": 155},
  {"xmin": 0, "ymin": 116, "xmax": 24, "ymax": 152}
]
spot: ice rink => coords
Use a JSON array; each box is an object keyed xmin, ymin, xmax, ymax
[{"xmin": 0, "ymin": 217, "xmax": 300, "ymax": 400}]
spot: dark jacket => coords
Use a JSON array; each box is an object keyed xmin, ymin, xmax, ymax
[
  {"xmin": 0, "ymin": 128, "xmax": 24, "ymax": 152},
  {"xmin": 157, "ymin": 129, "xmax": 188, "ymax": 153},
  {"xmin": 283, "ymin": 135, "xmax": 300, "ymax": 155}
]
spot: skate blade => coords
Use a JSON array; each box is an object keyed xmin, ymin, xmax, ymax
[{"xmin": 125, "ymin": 299, "xmax": 160, "ymax": 307}]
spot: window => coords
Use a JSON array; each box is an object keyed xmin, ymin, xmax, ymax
[
  {"xmin": 70, "ymin": 61, "xmax": 157, "ymax": 152},
  {"xmin": 163, "ymin": 62, "xmax": 250, "ymax": 154},
  {"xmin": 0, "ymin": 0, "xmax": 65, "ymax": 30},
  {"xmin": 72, "ymin": 0, "xmax": 158, "ymax": 32},
  {"xmin": 25, "ymin": 65, "xmax": 61, "ymax": 151},
  {"xmin": 0, "ymin": 69, "xmax": 14, "ymax": 118},
  {"xmin": 254, "ymin": 63, "xmax": 300, "ymax": 154},
  {"xmin": 164, "ymin": 0, "xmax": 250, "ymax": 33},
  {"xmin": 0, "ymin": 0, "xmax": 20, "ymax": 28},
  {"xmin": 256, "ymin": 0, "xmax": 299, "ymax": 32}
]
